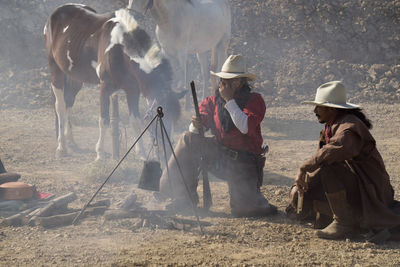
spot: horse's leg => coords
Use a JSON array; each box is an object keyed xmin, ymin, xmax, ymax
[
  {"xmin": 64, "ymin": 76, "xmax": 83, "ymax": 152},
  {"xmin": 210, "ymin": 47, "xmax": 218, "ymax": 95},
  {"xmin": 48, "ymin": 56, "xmax": 68, "ymax": 158},
  {"xmin": 212, "ymin": 34, "xmax": 230, "ymax": 93},
  {"xmin": 125, "ymin": 88, "xmax": 147, "ymax": 159},
  {"xmin": 52, "ymin": 82, "xmax": 68, "ymax": 158},
  {"xmin": 95, "ymin": 81, "xmax": 112, "ymax": 161},
  {"xmin": 196, "ymin": 52, "xmax": 209, "ymax": 100}
]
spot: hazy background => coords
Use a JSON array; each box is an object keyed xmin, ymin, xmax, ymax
[{"xmin": 0, "ymin": 0, "xmax": 398, "ymax": 110}]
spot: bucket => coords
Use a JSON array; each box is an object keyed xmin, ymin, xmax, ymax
[
  {"xmin": 0, "ymin": 182, "xmax": 35, "ymax": 200},
  {"xmin": 138, "ymin": 160, "xmax": 162, "ymax": 191}
]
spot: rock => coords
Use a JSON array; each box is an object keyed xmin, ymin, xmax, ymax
[{"xmin": 119, "ymin": 192, "xmax": 138, "ymax": 211}]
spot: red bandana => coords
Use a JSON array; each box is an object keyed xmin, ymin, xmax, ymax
[{"xmin": 324, "ymin": 124, "xmax": 332, "ymax": 143}]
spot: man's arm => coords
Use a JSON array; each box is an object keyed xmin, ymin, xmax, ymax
[
  {"xmin": 224, "ymin": 100, "xmax": 248, "ymax": 133},
  {"xmin": 226, "ymin": 93, "xmax": 266, "ymax": 136},
  {"xmin": 295, "ymin": 126, "xmax": 364, "ymax": 189},
  {"xmin": 189, "ymin": 96, "xmax": 215, "ymax": 133},
  {"xmin": 301, "ymin": 129, "xmax": 363, "ymax": 173}
]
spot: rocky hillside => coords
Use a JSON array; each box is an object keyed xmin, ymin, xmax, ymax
[{"xmin": 0, "ymin": 0, "xmax": 398, "ymax": 109}]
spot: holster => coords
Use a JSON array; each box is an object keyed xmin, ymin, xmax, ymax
[{"xmin": 256, "ymin": 155, "xmax": 266, "ymax": 191}]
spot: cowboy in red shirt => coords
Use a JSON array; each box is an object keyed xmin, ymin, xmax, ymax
[{"xmin": 159, "ymin": 55, "xmax": 277, "ymax": 217}]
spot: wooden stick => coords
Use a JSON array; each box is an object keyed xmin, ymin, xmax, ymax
[
  {"xmin": 28, "ymin": 192, "xmax": 76, "ymax": 225},
  {"xmin": 88, "ymin": 199, "xmax": 110, "ymax": 208},
  {"xmin": 0, "ymin": 206, "xmax": 37, "ymax": 227},
  {"xmin": 34, "ymin": 206, "xmax": 108, "ymax": 228},
  {"xmin": 35, "ymin": 212, "xmax": 79, "ymax": 228},
  {"xmin": 103, "ymin": 209, "xmax": 141, "ymax": 220}
]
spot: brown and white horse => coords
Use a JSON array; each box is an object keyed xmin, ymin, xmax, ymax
[{"xmin": 44, "ymin": 4, "xmax": 183, "ymax": 160}]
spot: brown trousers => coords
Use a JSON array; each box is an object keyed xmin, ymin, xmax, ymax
[
  {"xmin": 289, "ymin": 162, "xmax": 362, "ymax": 220},
  {"xmin": 160, "ymin": 131, "xmax": 271, "ymax": 214}
]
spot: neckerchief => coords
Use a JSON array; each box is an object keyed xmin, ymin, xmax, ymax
[
  {"xmin": 324, "ymin": 123, "xmax": 332, "ymax": 143},
  {"xmin": 216, "ymin": 84, "xmax": 251, "ymax": 133}
]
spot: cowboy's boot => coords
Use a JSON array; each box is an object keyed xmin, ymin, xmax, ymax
[
  {"xmin": 316, "ymin": 190, "xmax": 358, "ymax": 239},
  {"xmin": 313, "ymin": 200, "xmax": 333, "ymax": 229}
]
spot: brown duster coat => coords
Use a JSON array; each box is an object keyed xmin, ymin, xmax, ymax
[{"xmin": 303, "ymin": 113, "xmax": 400, "ymax": 229}]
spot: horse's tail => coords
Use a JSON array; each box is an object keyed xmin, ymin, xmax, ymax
[{"xmin": 44, "ymin": 16, "xmax": 52, "ymax": 60}]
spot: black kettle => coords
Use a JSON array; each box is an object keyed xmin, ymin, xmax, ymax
[{"xmin": 138, "ymin": 160, "xmax": 162, "ymax": 191}]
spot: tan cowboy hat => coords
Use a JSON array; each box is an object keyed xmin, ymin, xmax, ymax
[
  {"xmin": 302, "ymin": 81, "xmax": 360, "ymax": 109},
  {"xmin": 210, "ymin": 54, "xmax": 257, "ymax": 81}
]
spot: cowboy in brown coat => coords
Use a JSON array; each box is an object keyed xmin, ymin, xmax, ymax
[{"xmin": 289, "ymin": 81, "xmax": 400, "ymax": 240}]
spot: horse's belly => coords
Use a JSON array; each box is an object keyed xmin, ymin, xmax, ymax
[
  {"xmin": 71, "ymin": 67, "xmax": 99, "ymax": 84},
  {"xmin": 53, "ymin": 47, "xmax": 100, "ymax": 84}
]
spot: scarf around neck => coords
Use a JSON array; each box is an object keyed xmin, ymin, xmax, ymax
[{"xmin": 216, "ymin": 84, "xmax": 251, "ymax": 133}]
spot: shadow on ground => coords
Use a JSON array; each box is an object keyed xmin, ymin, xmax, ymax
[
  {"xmin": 263, "ymin": 170, "xmax": 293, "ymax": 186},
  {"xmin": 264, "ymin": 118, "xmax": 321, "ymax": 141}
]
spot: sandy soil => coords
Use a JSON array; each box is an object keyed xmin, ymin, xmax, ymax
[{"xmin": 0, "ymin": 87, "xmax": 399, "ymax": 266}]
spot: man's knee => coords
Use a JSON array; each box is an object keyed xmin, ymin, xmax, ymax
[
  {"xmin": 319, "ymin": 163, "xmax": 346, "ymax": 193},
  {"xmin": 181, "ymin": 131, "xmax": 201, "ymax": 147},
  {"xmin": 172, "ymin": 131, "xmax": 196, "ymax": 154}
]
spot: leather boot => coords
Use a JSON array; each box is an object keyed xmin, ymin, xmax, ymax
[
  {"xmin": 314, "ymin": 212, "xmax": 333, "ymax": 229},
  {"xmin": 313, "ymin": 200, "xmax": 333, "ymax": 229},
  {"xmin": 317, "ymin": 190, "xmax": 358, "ymax": 239}
]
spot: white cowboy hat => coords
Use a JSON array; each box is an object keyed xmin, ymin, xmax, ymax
[
  {"xmin": 302, "ymin": 81, "xmax": 360, "ymax": 109},
  {"xmin": 210, "ymin": 54, "xmax": 257, "ymax": 81}
]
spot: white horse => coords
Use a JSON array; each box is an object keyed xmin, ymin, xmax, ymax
[{"xmin": 127, "ymin": 0, "xmax": 231, "ymax": 103}]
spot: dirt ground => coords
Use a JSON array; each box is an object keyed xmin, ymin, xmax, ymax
[
  {"xmin": 0, "ymin": 85, "xmax": 399, "ymax": 266},
  {"xmin": 0, "ymin": 0, "xmax": 398, "ymax": 266}
]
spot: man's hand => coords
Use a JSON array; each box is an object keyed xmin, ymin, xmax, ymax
[
  {"xmin": 219, "ymin": 85, "xmax": 235, "ymax": 102},
  {"xmin": 191, "ymin": 115, "xmax": 203, "ymax": 130},
  {"xmin": 290, "ymin": 185, "xmax": 299, "ymax": 208},
  {"xmin": 219, "ymin": 78, "xmax": 241, "ymax": 102},
  {"xmin": 295, "ymin": 167, "xmax": 308, "ymax": 194}
]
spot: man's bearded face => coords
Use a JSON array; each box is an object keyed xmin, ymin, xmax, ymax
[{"xmin": 314, "ymin": 106, "xmax": 336, "ymax": 124}]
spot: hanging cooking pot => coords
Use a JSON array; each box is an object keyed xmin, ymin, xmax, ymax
[{"xmin": 138, "ymin": 160, "xmax": 162, "ymax": 191}]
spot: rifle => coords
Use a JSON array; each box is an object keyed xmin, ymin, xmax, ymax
[{"xmin": 190, "ymin": 81, "xmax": 212, "ymax": 210}]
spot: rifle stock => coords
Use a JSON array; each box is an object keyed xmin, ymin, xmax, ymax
[{"xmin": 190, "ymin": 81, "xmax": 212, "ymax": 210}]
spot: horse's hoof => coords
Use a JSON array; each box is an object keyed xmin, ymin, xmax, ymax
[
  {"xmin": 95, "ymin": 150, "xmax": 112, "ymax": 161},
  {"xmin": 55, "ymin": 149, "xmax": 68, "ymax": 159},
  {"xmin": 95, "ymin": 155, "xmax": 105, "ymax": 161}
]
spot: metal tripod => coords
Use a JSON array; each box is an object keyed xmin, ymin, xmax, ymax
[{"xmin": 72, "ymin": 107, "xmax": 204, "ymax": 234}]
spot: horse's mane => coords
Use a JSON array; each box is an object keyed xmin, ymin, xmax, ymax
[
  {"xmin": 62, "ymin": 3, "xmax": 97, "ymax": 13},
  {"xmin": 111, "ymin": 9, "xmax": 138, "ymax": 32},
  {"xmin": 107, "ymin": 9, "xmax": 164, "ymax": 74}
]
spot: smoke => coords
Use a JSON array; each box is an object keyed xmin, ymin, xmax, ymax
[{"xmin": 227, "ymin": 0, "xmax": 400, "ymax": 105}]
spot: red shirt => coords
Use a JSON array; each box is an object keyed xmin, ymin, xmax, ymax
[{"xmin": 199, "ymin": 92, "xmax": 266, "ymax": 155}]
